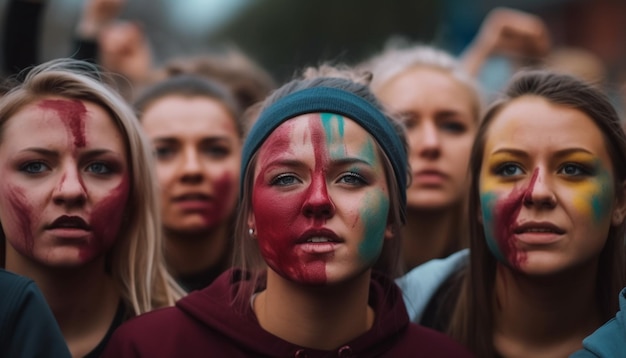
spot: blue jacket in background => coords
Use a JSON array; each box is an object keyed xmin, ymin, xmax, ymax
[{"xmin": 570, "ymin": 287, "xmax": 626, "ymax": 357}]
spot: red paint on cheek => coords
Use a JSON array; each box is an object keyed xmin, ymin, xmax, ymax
[
  {"xmin": 253, "ymin": 118, "xmax": 329, "ymax": 283},
  {"xmin": 38, "ymin": 99, "xmax": 87, "ymax": 148},
  {"xmin": 202, "ymin": 172, "xmax": 235, "ymax": 228},
  {"xmin": 84, "ymin": 177, "xmax": 130, "ymax": 259},
  {"xmin": 4, "ymin": 186, "xmax": 36, "ymax": 254},
  {"xmin": 493, "ymin": 169, "xmax": 538, "ymax": 268}
]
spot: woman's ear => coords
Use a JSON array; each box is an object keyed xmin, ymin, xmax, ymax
[
  {"xmin": 384, "ymin": 223, "xmax": 394, "ymax": 240},
  {"xmin": 247, "ymin": 213, "xmax": 256, "ymax": 231},
  {"xmin": 611, "ymin": 180, "xmax": 626, "ymax": 226}
]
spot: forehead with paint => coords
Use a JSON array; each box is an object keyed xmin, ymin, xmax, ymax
[
  {"xmin": 253, "ymin": 113, "xmax": 386, "ymax": 180},
  {"xmin": 477, "ymin": 95, "xmax": 618, "ymax": 270}
]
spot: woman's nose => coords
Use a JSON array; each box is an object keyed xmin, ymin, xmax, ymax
[
  {"xmin": 523, "ymin": 169, "xmax": 557, "ymax": 208},
  {"xmin": 52, "ymin": 167, "xmax": 87, "ymax": 207},
  {"xmin": 301, "ymin": 174, "xmax": 335, "ymax": 219}
]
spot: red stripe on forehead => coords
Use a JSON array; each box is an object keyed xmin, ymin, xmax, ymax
[
  {"xmin": 38, "ymin": 99, "xmax": 87, "ymax": 148},
  {"xmin": 308, "ymin": 115, "xmax": 329, "ymax": 173},
  {"xmin": 257, "ymin": 120, "xmax": 296, "ymax": 169}
]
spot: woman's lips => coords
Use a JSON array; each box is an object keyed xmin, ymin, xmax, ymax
[
  {"xmin": 413, "ymin": 170, "xmax": 447, "ymax": 185},
  {"xmin": 296, "ymin": 229, "xmax": 342, "ymax": 254},
  {"xmin": 46, "ymin": 215, "xmax": 91, "ymax": 238},
  {"xmin": 172, "ymin": 193, "xmax": 213, "ymax": 211},
  {"xmin": 298, "ymin": 240, "xmax": 341, "ymax": 254},
  {"xmin": 513, "ymin": 222, "xmax": 565, "ymax": 245}
]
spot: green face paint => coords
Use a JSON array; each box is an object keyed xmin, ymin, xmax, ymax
[{"xmin": 359, "ymin": 188, "xmax": 389, "ymax": 263}]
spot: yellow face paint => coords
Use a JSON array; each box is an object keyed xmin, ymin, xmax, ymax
[{"xmin": 558, "ymin": 153, "xmax": 614, "ymax": 223}]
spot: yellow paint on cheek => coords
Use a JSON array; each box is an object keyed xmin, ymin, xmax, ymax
[
  {"xmin": 564, "ymin": 175, "xmax": 614, "ymax": 223},
  {"xmin": 568, "ymin": 180, "xmax": 597, "ymax": 217},
  {"xmin": 560, "ymin": 153, "xmax": 613, "ymax": 222},
  {"xmin": 480, "ymin": 152, "xmax": 518, "ymax": 192},
  {"xmin": 480, "ymin": 169, "xmax": 499, "ymax": 193}
]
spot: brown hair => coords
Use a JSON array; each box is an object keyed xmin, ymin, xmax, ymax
[
  {"xmin": 150, "ymin": 49, "xmax": 276, "ymax": 111},
  {"xmin": 134, "ymin": 74, "xmax": 243, "ymax": 137},
  {"xmin": 448, "ymin": 69, "xmax": 626, "ymax": 356}
]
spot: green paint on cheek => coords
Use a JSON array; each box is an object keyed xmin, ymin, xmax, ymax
[
  {"xmin": 359, "ymin": 189, "xmax": 389, "ymax": 263},
  {"xmin": 320, "ymin": 113, "xmax": 345, "ymax": 158},
  {"xmin": 591, "ymin": 170, "xmax": 615, "ymax": 223},
  {"xmin": 480, "ymin": 191, "xmax": 506, "ymax": 263}
]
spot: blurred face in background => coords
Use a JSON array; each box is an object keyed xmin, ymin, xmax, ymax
[
  {"xmin": 376, "ymin": 67, "xmax": 477, "ymax": 211},
  {"xmin": 141, "ymin": 95, "xmax": 241, "ymax": 235}
]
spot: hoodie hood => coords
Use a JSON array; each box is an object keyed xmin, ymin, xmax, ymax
[{"xmin": 176, "ymin": 269, "xmax": 410, "ymax": 357}]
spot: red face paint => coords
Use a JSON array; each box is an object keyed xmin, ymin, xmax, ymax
[
  {"xmin": 252, "ymin": 117, "xmax": 330, "ymax": 284},
  {"xmin": 202, "ymin": 172, "xmax": 235, "ymax": 228},
  {"xmin": 4, "ymin": 185, "xmax": 36, "ymax": 254},
  {"xmin": 84, "ymin": 176, "xmax": 130, "ymax": 260},
  {"xmin": 493, "ymin": 169, "xmax": 539, "ymax": 268},
  {"xmin": 38, "ymin": 99, "xmax": 87, "ymax": 148}
]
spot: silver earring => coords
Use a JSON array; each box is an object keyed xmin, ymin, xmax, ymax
[{"xmin": 248, "ymin": 228, "xmax": 255, "ymax": 237}]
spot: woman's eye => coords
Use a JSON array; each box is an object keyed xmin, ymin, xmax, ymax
[
  {"xmin": 495, "ymin": 163, "xmax": 523, "ymax": 177},
  {"xmin": 202, "ymin": 145, "xmax": 230, "ymax": 158},
  {"xmin": 86, "ymin": 162, "xmax": 112, "ymax": 175},
  {"xmin": 403, "ymin": 118, "xmax": 417, "ymax": 130},
  {"xmin": 155, "ymin": 146, "xmax": 175, "ymax": 159},
  {"xmin": 20, "ymin": 161, "xmax": 49, "ymax": 174},
  {"xmin": 559, "ymin": 164, "xmax": 591, "ymax": 176},
  {"xmin": 271, "ymin": 174, "xmax": 300, "ymax": 186},
  {"xmin": 338, "ymin": 172, "xmax": 367, "ymax": 186},
  {"xmin": 440, "ymin": 121, "xmax": 466, "ymax": 134}
]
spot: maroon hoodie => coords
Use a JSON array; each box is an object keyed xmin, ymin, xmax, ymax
[{"xmin": 102, "ymin": 269, "xmax": 472, "ymax": 357}]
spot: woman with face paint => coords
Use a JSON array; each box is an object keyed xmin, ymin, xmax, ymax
[
  {"xmin": 102, "ymin": 68, "xmax": 472, "ymax": 357},
  {"xmin": 134, "ymin": 75, "xmax": 243, "ymax": 292},
  {"xmin": 361, "ymin": 44, "xmax": 481, "ymax": 271},
  {"xmin": 402, "ymin": 70, "xmax": 626, "ymax": 357},
  {"xmin": 0, "ymin": 59, "xmax": 184, "ymax": 357}
]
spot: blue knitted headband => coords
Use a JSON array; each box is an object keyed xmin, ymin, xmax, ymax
[{"xmin": 240, "ymin": 86, "xmax": 407, "ymax": 210}]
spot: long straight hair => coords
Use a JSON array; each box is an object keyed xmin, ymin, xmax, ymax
[
  {"xmin": 447, "ymin": 70, "xmax": 626, "ymax": 357},
  {"xmin": 0, "ymin": 59, "xmax": 184, "ymax": 314}
]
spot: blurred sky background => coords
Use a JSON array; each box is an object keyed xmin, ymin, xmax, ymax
[{"xmin": 1, "ymin": 0, "xmax": 624, "ymax": 88}]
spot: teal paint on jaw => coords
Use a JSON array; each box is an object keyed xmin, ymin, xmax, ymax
[
  {"xmin": 359, "ymin": 189, "xmax": 389, "ymax": 263},
  {"xmin": 480, "ymin": 191, "xmax": 507, "ymax": 264},
  {"xmin": 320, "ymin": 113, "xmax": 345, "ymax": 158}
]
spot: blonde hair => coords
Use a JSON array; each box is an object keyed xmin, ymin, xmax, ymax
[
  {"xmin": 361, "ymin": 43, "xmax": 483, "ymax": 123},
  {"xmin": 0, "ymin": 59, "xmax": 184, "ymax": 315}
]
